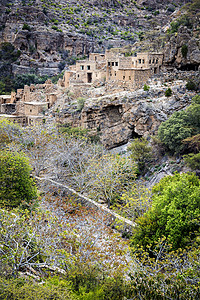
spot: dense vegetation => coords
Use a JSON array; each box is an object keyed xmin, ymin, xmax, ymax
[
  {"xmin": 0, "ymin": 150, "xmax": 37, "ymax": 209},
  {"xmin": 0, "ymin": 115, "xmax": 199, "ymax": 299},
  {"xmin": 131, "ymin": 172, "xmax": 200, "ymax": 251},
  {"xmin": 158, "ymin": 95, "xmax": 200, "ymax": 154}
]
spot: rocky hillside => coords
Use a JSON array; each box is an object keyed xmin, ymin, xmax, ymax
[{"xmin": 0, "ymin": 0, "xmax": 195, "ymax": 77}]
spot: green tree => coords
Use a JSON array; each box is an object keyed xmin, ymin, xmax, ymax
[
  {"xmin": 128, "ymin": 138, "xmax": 153, "ymax": 174},
  {"xmin": 0, "ymin": 151, "xmax": 37, "ymax": 208},
  {"xmin": 158, "ymin": 95, "xmax": 200, "ymax": 154},
  {"xmin": 131, "ymin": 172, "xmax": 200, "ymax": 252},
  {"xmin": 184, "ymin": 152, "xmax": 200, "ymax": 170},
  {"xmin": 158, "ymin": 110, "xmax": 193, "ymax": 154}
]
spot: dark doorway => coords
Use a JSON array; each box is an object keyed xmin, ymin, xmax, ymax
[{"xmin": 87, "ymin": 73, "xmax": 92, "ymax": 83}]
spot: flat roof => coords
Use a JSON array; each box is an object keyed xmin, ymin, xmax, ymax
[
  {"xmin": 0, "ymin": 95, "xmax": 11, "ymax": 99},
  {"xmin": 118, "ymin": 67, "xmax": 150, "ymax": 70},
  {"xmin": 24, "ymin": 102, "xmax": 49, "ymax": 105},
  {"xmin": 27, "ymin": 115, "xmax": 44, "ymax": 119},
  {"xmin": 0, "ymin": 114, "xmax": 24, "ymax": 118}
]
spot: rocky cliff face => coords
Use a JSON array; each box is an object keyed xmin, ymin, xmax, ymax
[
  {"xmin": 164, "ymin": 26, "xmax": 200, "ymax": 70},
  {"xmin": 0, "ymin": 5, "xmax": 94, "ymax": 76},
  {"xmin": 0, "ymin": 0, "xmax": 193, "ymax": 77},
  {"xmin": 57, "ymin": 81, "xmax": 194, "ymax": 148}
]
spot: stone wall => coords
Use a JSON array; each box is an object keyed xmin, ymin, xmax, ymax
[
  {"xmin": 36, "ymin": 177, "xmax": 135, "ymax": 235},
  {"xmin": 24, "ymin": 103, "xmax": 48, "ymax": 116}
]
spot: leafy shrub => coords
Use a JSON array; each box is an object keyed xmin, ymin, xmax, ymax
[
  {"xmin": 0, "ymin": 150, "xmax": 37, "ymax": 208},
  {"xmin": 184, "ymin": 152, "xmax": 200, "ymax": 170},
  {"xmin": 59, "ymin": 124, "xmax": 88, "ymax": 138},
  {"xmin": 165, "ymin": 87, "xmax": 172, "ymax": 97},
  {"xmin": 182, "ymin": 133, "xmax": 200, "ymax": 153},
  {"xmin": 168, "ymin": 15, "xmax": 192, "ymax": 34},
  {"xmin": 131, "ymin": 172, "xmax": 200, "ymax": 251},
  {"xmin": 13, "ymin": 73, "xmax": 49, "ymax": 89},
  {"xmin": 128, "ymin": 138, "xmax": 153, "ymax": 174},
  {"xmin": 0, "ymin": 118, "xmax": 22, "ymax": 148},
  {"xmin": 186, "ymin": 80, "xmax": 197, "ymax": 91},
  {"xmin": 0, "ymin": 277, "xmax": 73, "ymax": 300},
  {"xmin": 143, "ymin": 84, "xmax": 150, "ymax": 91},
  {"xmin": 22, "ymin": 23, "xmax": 31, "ymax": 31}
]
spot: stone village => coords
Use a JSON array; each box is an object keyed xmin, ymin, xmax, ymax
[
  {"xmin": 0, "ymin": 48, "xmax": 163, "ymax": 126},
  {"xmin": 0, "ymin": 47, "xmax": 196, "ymax": 149}
]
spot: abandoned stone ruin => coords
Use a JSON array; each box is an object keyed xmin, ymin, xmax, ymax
[
  {"xmin": 0, "ymin": 48, "xmax": 164, "ymax": 126},
  {"xmin": 61, "ymin": 49, "xmax": 163, "ymax": 90},
  {"xmin": 0, "ymin": 79, "xmax": 57, "ymax": 125}
]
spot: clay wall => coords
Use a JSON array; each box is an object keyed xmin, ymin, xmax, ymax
[
  {"xmin": 89, "ymin": 53, "xmax": 105, "ymax": 61},
  {"xmin": 132, "ymin": 53, "xmax": 149, "ymax": 68},
  {"xmin": 0, "ymin": 95, "xmax": 11, "ymax": 104},
  {"xmin": 24, "ymin": 103, "xmax": 48, "ymax": 116},
  {"xmin": 27, "ymin": 116, "xmax": 44, "ymax": 126},
  {"xmin": 119, "ymin": 57, "xmax": 132, "ymax": 69},
  {"xmin": 47, "ymin": 94, "xmax": 57, "ymax": 106},
  {"xmin": 11, "ymin": 92, "xmax": 16, "ymax": 103},
  {"xmin": 133, "ymin": 69, "xmax": 151, "ymax": 89},
  {"xmin": 63, "ymin": 71, "xmax": 75, "ymax": 87},
  {"xmin": 105, "ymin": 49, "xmax": 122, "ymax": 60}
]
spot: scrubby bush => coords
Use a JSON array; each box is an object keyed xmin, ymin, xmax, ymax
[
  {"xmin": 128, "ymin": 138, "xmax": 153, "ymax": 174},
  {"xmin": 0, "ymin": 118, "xmax": 22, "ymax": 148},
  {"xmin": 76, "ymin": 97, "xmax": 86, "ymax": 112},
  {"xmin": 0, "ymin": 42, "xmax": 21, "ymax": 62},
  {"xmin": 182, "ymin": 133, "xmax": 200, "ymax": 153},
  {"xmin": 186, "ymin": 80, "xmax": 197, "ymax": 91},
  {"xmin": 143, "ymin": 84, "xmax": 150, "ymax": 91},
  {"xmin": 168, "ymin": 14, "xmax": 192, "ymax": 34},
  {"xmin": 22, "ymin": 23, "xmax": 31, "ymax": 31},
  {"xmin": 165, "ymin": 87, "xmax": 172, "ymax": 97},
  {"xmin": 0, "ymin": 150, "xmax": 37, "ymax": 208}
]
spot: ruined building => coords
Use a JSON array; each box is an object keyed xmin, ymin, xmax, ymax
[
  {"xmin": 0, "ymin": 80, "xmax": 57, "ymax": 125},
  {"xmin": 0, "ymin": 48, "xmax": 164, "ymax": 125},
  {"xmin": 63, "ymin": 49, "xmax": 163, "ymax": 90}
]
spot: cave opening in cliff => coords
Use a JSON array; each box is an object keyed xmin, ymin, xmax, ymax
[
  {"xmin": 130, "ymin": 129, "xmax": 142, "ymax": 139},
  {"xmin": 179, "ymin": 64, "xmax": 199, "ymax": 71}
]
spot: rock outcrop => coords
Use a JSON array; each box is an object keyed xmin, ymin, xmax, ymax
[
  {"xmin": 164, "ymin": 26, "xmax": 200, "ymax": 70},
  {"xmin": 57, "ymin": 83, "xmax": 193, "ymax": 148}
]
